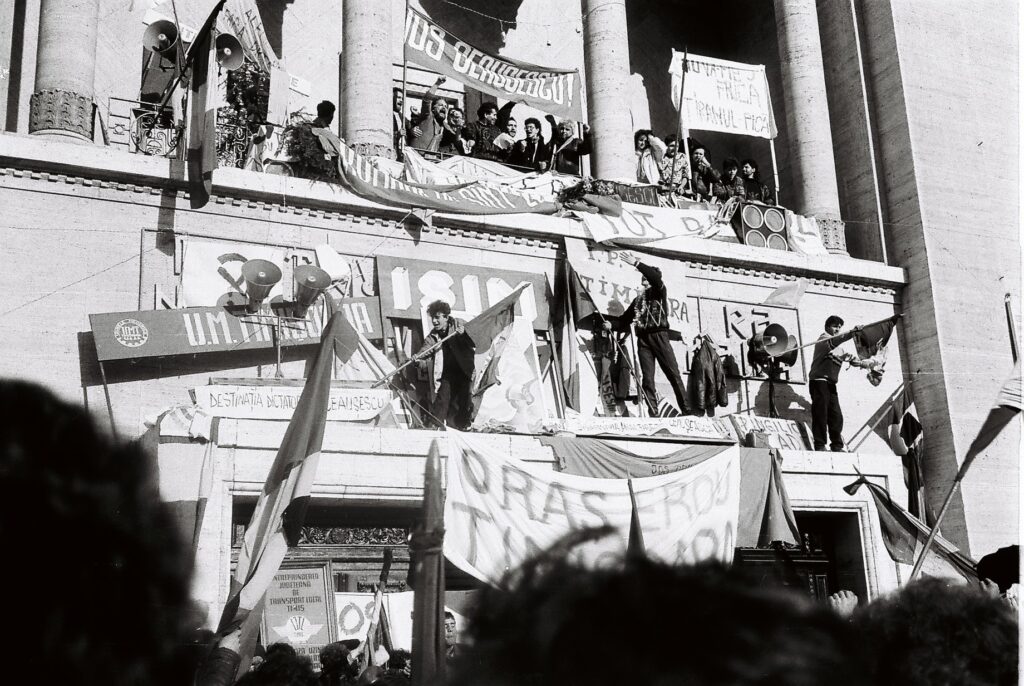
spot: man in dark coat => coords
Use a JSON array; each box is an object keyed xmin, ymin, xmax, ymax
[
  {"xmin": 414, "ymin": 300, "xmax": 476, "ymax": 430},
  {"xmin": 604, "ymin": 253, "xmax": 690, "ymax": 416},
  {"xmin": 809, "ymin": 315, "xmax": 871, "ymax": 451},
  {"xmin": 507, "ymin": 117, "xmax": 550, "ymax": 171}
]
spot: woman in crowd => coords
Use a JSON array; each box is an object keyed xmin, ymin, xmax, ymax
[
  {"xmin": 715, "ymin": 157, "xmax": 746, "ymax": 201},
  {"xmin": 740, "ymin": 158, "xmax": 774, "ymax": 203},
  {"xmin": 634, "ymin": 129, "xmax": 666, "ymax": 185}
]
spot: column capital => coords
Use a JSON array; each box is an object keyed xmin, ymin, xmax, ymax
[{"xmin": 29, "ymin": 88, "xmax": 94, "ymax": 141}]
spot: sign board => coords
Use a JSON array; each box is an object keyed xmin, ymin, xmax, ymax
[
  {"xmin": 192, "ymin": 384, "xmax": 393, "ymax": 421},
  {"xmin": 90, "ymin": 297, "xmax": 382, "ymax": 362},
  {"xmin": 375, "ymin": 255, "xmax": 549, "ymax": 329},
  {"xmin": 669, "ymin": 52, "xmax": 777, "ymax": 140},
  {"xmin": 729, "ymin": 414, "xmax": 813, "ymax": 450},
  {"xmin": 545, "ymin": 415, "xmax": 735, "ymax": 443},
  {"xmin": 610, "ymin": 183, "xmax": 660, "ymax": 207},
  {"xmin": 334, "ymin": 593, "xmax": 381, "ymax": 643},
  {"xmin": 262, "ymin": 564, "xmax": 336, "ymax": 670},
  {"xmin": 696, "ymin": 297, "xmax": 805, "ymax": 382}
]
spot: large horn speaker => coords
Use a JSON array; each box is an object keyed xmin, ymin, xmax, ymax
[
  {"xmin": 293, "ymin": 265, "xmax": 331, "ymax": 313},
  {"xmin": 241, "ymin": 259, "xmax": 282, "ymax": 313},
  {"xmin": 215, "ymin": 33, "xmax": 244, "ymax": 71},
  {"xmin": 143, "ymin": 20, "xmax": 180, "ymax": 57}
]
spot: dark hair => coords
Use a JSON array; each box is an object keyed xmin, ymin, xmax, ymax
[
  {"xmin": 692, "ymin": 142, "xmax": 707, "ymax": 153},
  {"xmin": 477, "ymin": 102, "xmax": 499, "ymax": 118},
  {"xmin": 387, "ymin": 649, "xmax": 411, "ymax": 671},
  {"xmin": 851, "ymin": 577, "xmax": 1018, "ymax": 686},
  {"xmin": 723, "ymin": 156, "xmax": 740, "ymax": 171},
  {"xmin": 427, "ymin": 300, "xmax": 452, "ymax": 317},
  {"xmin": 524, "ymin": 117, "xmax": 541, "ymax": 129},
  {"xmin": 320, "ymin": 642, "xmax": 352, "ymax": 677},
  {"xmin": 448, "ymin": 529, "xmax": 870, "ymax": 686},
  {"xmin": 317, "ymin": 100, "xmax": 336, "ymax": 119},
  {"xmin": 240, "ymin": 648, "xmax": 318, "ymax": 686},
  {"xmin": 445, "ymin": 610, "xmax": 456, "ymax": 621},
  {"xmin": 665, "ymin": 133, "xmax": 678, "ymax": 145},
  {"xmin": 741, "ymin": 157, "xmax": 761, "ymax": 181},
  {"xmin": 825, "ymin": 315, "xmax": 845, "ymax": 329},
  {"xmin": 0, "ymin": 381, "xmax": 194, "ymax": 685},
  {"xmin": 634, "ymin": 129, "xmax": 654, "ymax": 148}
]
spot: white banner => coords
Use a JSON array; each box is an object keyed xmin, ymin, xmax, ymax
[
  {"xmin": 578, "ymin": 202, "xmax": 724, "ymax": 245},
  {"xmin": 669, "ymin": 51, "xmax": 777, "ymax": 140},
  {"xmin": 472, "ymin": 317, "xmax": 548, "ymax": 432},
  {"xmin": 192, "ymin": 384, "xmax": 392, "ymax": 421},
  {"xmin": 545, "ymin": 415, "xmax": 735, "ymax": 442},
  {"xmin": 730, "ymin": 414, "xmax": 813, "ymax": 451},
  {"xmin": 334, "ymin": 593, "xmax": 380, "ymax": 642},
  {"xmin": 181, "ymin": 239, "xmax": 286, "ymax": 308},
  {"xmin": 444, "ymin": 431, "xmax": 740, "ymax": 584}
]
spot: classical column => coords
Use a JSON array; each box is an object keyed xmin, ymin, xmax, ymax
[
  {"xmin": 29, "ymin": 0, "xmax": 99, "ymax": 142},
  {"xmin": 774, "ymin": 0, "xmax": 847, "ymax": 254},
  {"xmin": 582, "ymin": 0, "xmax": 634, "ymax": 180},
  {"xmin": 341, "ymin": 0, "xmax": 393, "ymax": 158}
]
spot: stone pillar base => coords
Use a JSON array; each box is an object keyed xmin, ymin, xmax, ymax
[
  {"xmin": 29, "ymin": 88, "xmax": 94, "ymax": 142},
  {"xmin": 817, "ymin": 216, "xmax": 849, "ymax": 255}
]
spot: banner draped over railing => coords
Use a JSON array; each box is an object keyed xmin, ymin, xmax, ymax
[
  {"xmin": 669, "ymin": 51, "xmax": 777, "ymax": 139},
  {"xmin": 404, "ymin": 7, "xmax": 584, "ymax": 121}
]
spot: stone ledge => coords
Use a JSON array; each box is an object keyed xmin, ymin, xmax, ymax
[{"xmin": 0, "ymin": 132, "xmax": 907, "ymax": 288}]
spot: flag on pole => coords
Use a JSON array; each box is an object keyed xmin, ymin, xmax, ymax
[
  {"xmin": 886, "ymin": 389, "xmax": 928, "ymax": 522},
  {"xmin": 556, "ymin": 266, "xmax": 582, "ymax": 411},
  {"xmin": 464, "ymin": 284, "xmax": 529, "ymax": 399},
  {"xmin": 626, "ymin": 479, "xmax": 646, "ymax": 558},
  {"xmin": 956, "ymin": 361, "xmax": 1022, "ymax": 480},
  {"xmin": 185, "ymin": 0, "xmax": 226, "ymax": 209},
  {"xmin": 844, "ymin": 476, "xmax": 976, "ymax": 582},
  {"xmin": 216, "ymin": 313, "xmax": 359, "ymax": 648},
  {"xmin": 853, "ymin": 314, "xmax": 900, "ymax": 386},
  {"xmin": 761, "ymin": 278, "xmax": 808, "ymax": 308}
]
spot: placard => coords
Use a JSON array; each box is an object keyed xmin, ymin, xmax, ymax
[
  {"xmin": 262, "ymin": 563, "xmax": 336, "ymax": 670},
  {"xmin": 545, "ymin": 415, "xmax": 735, "ymax": 443},
  {"xmin": 192, "ymin": 384, "xmax": 393, "ymax": 421},
  {"xmin": 729, "ymin": 414, "xmax": 813, "ymax": 450}
]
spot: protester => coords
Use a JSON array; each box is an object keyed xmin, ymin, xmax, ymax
[
  {"xmin": 407, "ymin": 76, "xmax": 449, "ymax": 152},
  {"xmin": 235, "ymin": 644, "xmax": 318, "ymax": 686},
  {"xmin": 448, "ymin": 528, "xmax": 871, "ymax": 686},
  {"xmin": 634, "ymin": 129, "xmax": 666, "ymax": 185},
  {"xmin": 545, "ymin": 113, "xmax": 591, "ymax": 174},
  {"xmin": 851, "ymin": 577, "xmax": 1018, "ymax": 686},
  {"xmin": 439, "ymin": 106, "xmax": 470, "ymax": 155},
  {"xmin": 741, "ymin": 158, "xmax": 774, "ymax": 203},
  {"xmin": 392, "ymin": 88, "xmax": 409, "ymax": 159},
  {"xmin": 444, "ymin": 610, "xmax": 466, "ymax": 665},
  {"xmin": 312, "ymin": 100, "xmax": 335, "ymax": 130},
  {"xmin": 413, "ymin": 300, "xmax": 476, "ymax": 430},
  {"xmin": 463, "ymin": 102, "xmax": 509, "ymax": 162},
  {"xmin": 605, "ymin": 252, "xmax": 691, "ymax": 416},
  {"xmin": 319, "ymin": 641, "xmax": 359, "ymax": 686},
  {"xmin": 283, "ymin": 101, "xmax": 341, "ymax": 182},
  {"xmin": 690, "ymin": 141, "xmax": 721, "ymax": 199},
  {"xmin": 809, "ymin": 316, "xmax": 874, "ymax": 451},
  {"xmin": 657, "ymin": 133, "xmax": 690, "ymax": 202},
  {"xmin": 714, "ymin": 157, "xmax": 746, "ymax": 201},
  {"xmin": 507, "ymin": 117, "xmax": 549, "ymax": 171},
  {"xmin": 0, "ymin": 381, "xmax": 195, "ymax": 685}
]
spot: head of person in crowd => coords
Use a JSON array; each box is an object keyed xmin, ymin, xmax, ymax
[
  {"xmin": 319, "ymin": 641, "xmax": 356, "ymax": 685},
  {"xmin": 427, "ymin": 300, "xmax": 452, "ymax": 333},
  {"xmin": 634, "ymin": 129, "xmax": 654, "ymax": 151},
  {"xmin": 478, "ymin": 102, "xmax": 499, "ymax": 125},
  {"xmin": 523, "ymin": 117, "xmax": 542, "ymax": 141},
  {"xmin": 504, "ymin": 117, "xmax": 518, "ymax": 137},
  {"xmin": 314, "ymin": 100, "xmax": 336, "ymax": 127},
  {"xmin": 250, "ymin": 643, "xmax": 267, "ymax": 671},
  {"xmin": 447, "ymin": 527, "xmax": 871, "ymax": 686},
  {"xmin": 825, "ymin": 314, "xmax": 845, "ymax": 336},
  {"xmin": 691, "ymin": 142, "xmax": 710, "ymax": 169},
  {"xmin": 664, "ymin": 133, "xmax": 680, "ymax": 157},
  {"xmin": 976, "ymin": 545, "xmax": 1019, "ymax": 593},
  {"xmin": 392, "ymin": 88, "xmax": 403, "ymax": 115},
  {"xmin": 431, "ymin": 96, "xmax": 448, "ymax": 123},
  {"xmin": 554, "ymin": 119, "xmax": 575, "ymax": 143},
  {"xmin": 742, "ymin": 157, "xmax": 762, "ymax": 181},
  {"xmin": 444, "ymin": 610, "xmax": 459, "ymax": 647},
  {"xmin": 236, "ymin": 645, "xmax": 318, "ymax": 686},
  {"xmin": 447, "ymin": 106, "xmax": 465, "ymax": 131},
  {"xmin": 851, "ymin": 577, "xmax": 1018, "ymax": 686},
  {"xmin": 723, "ymin": 157, "xmax": 740, "ymax": 181},
  {"xmin": 0, "ymin": 381, "xmax": 195, "ymax": 685}
]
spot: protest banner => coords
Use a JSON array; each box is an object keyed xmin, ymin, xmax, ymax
[
  {"xmin": 404, "ymin": 8, "xmax": 583, "ymax": 121},
  {"xmin": 262, "ymin": 564, "xmax": 335, "ymax": 669},
  {"xmin": 544, "ymin": 415, "xmax": 735, "ymax": 443},
  {"xmin": 730, "ymin": 414, "xmax": 813, "ymax": 450},
  {"xmin": 669, "ymin": 51, "xmax": 777, "ymax": 139},
  {"xmin": 192, "ymin": 384, "xmax": 394, "ymax": 422},
  {"xmin": 334, "ymin": 593, "xmax": 381, "ymax": 642},
  {"xmin": 578, "ymin": 202, "xmax": 723, "ymax": 245},
  {"xmin": 444, "ymin": 431, "xmax": 740, "ymax": 584}
]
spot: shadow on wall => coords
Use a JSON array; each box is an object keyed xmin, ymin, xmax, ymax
[{"xmin": 419, "ymin": 0, "xmax": 525, "ymax": 54}]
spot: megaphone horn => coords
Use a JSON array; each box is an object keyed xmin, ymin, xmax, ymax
[
  {"xmin": 241, "ymin": 259, "xmax": 282, "ymax": 313},
  {"xmin": 215, "ymin": 33, "xmax": 244, "ymax": 71},
  {"xmin": 293, "ymin": 265, "xmax": 332, "ymax": 312},
  {"xmin": 762, "ymin": 323, "xmax": 791, "ymax": 357},
  {"xmin": 143, "ymin": 20, "xmax": 180, "ymax": 58}
]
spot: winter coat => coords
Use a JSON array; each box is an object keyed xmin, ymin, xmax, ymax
[{"xmin": 689, "ymin": 337, "xmax": 728, "ymax": 411}]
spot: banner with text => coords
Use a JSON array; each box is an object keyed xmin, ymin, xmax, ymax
[
  {"xmin": 543, "ymin": 415, "xmax": 735, "ymax": 443},
  {"xmin": 404, "ymin": 8, "xmax": 583, "ymax": 121},
  {"xmin": 192, "ymin": 384, "xmax": 394, "ymax": 422},
  {"xmin": 444, "ymin": 431, "xmax": 740, "ymax": 583},
  {"xmin": 669, "ymin": 51, "xmax": 777, "ymax": 139},
  {"xmin": 337, "ymin": 143, "xmax": 558, "ymax": 215},
  {"xmin": 578, "ymin": 202, "xmax": 724, "ymax": 245}
]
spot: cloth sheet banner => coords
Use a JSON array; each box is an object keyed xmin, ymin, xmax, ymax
[
  {"xmin": 548, "ymin": 439, "xmax": 799, "ymax": 548},
  {"xmin": 337, "ymin": 142, "xmax": 558, "ymax": 215},
  {"xmin": 578, "ymin": 202, "xmax": 725, "ymax": 244},
  {"xmin": 444, "ymin": 431, "xmax": 740, "ymax": 583},
  {"xmin": 379, "ymin": 591, "xmax": 478, "ymax": 652},
  {"xmin": 730, "ymin": 414, "xmax": 813, "ymax": 451},
  {"xmin": 669, "ymin": 51, "xmax": 777, "ymax": 139},
  {"xmin": 191, "ymin": 384, "xmax": 396, "ymax": 423},
  {"xmin": 404, "ymin": 7, "xmax": 583, "ymax": 121},
  {"xmin": 543, "ymin": 415, "xmax": 735, "ymax": 443}
]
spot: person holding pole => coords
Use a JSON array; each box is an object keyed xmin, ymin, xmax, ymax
[
  {"xmin": 413, "ymin": 300, "xmax": 475, "ymax": 430},
  {"xmin": 604, "ymin": 253, "xmax": 691, "ymax": 416},
  {"xmin": 809, "ymin": 316, "xmax": 874, "ymax": 451}
]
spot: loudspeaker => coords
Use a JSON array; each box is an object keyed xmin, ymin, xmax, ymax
[
  {"xmin": 732, "ymin": 202, "xmax": 790, "ymax": 251},
  {"xmin": 293, "ymin": 265, "xmax": 331, "ymax": 312},
  {"xmin": 747, "ymin": 323, "xmax": 798, "ymax": 370},
  {"xmin": 241, "ymin": 259, "xmax": 282, "ymax": 313},
  {"xmin": 143, "ymin": 20, "xmax": 180, "ymax": 57},
  {"xmin": 761, "ymin": 323, "xmax": 789, "ymax": 356},
  {"xmin": 215, "ymin": 33, "xmax": 244, "ymax": 71}
]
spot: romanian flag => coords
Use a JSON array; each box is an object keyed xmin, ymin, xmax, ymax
[
  {"xmin": 185, "ymin": 0, "xmax": 226, "ymax": 209},
  {"xmin": 956, "ymin": 361, "xmax": 1022, "ymax": 480},
  {"xmin": 465, "ymin": 284, "xmax": 529, "ymax": 400},
  {"xmin": 887, "ymin": 389, "xmax": 928, "ymax": 522},
  {"xmin": 216, "ymin": 313, "xmax": 360, "ymax": 651}
]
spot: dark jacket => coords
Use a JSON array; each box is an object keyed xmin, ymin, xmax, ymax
[
  {"xmin": 417, "ymin": 318, "xmax": 476, "ymax": 400},
  {"xmin": 407, "ymin": 84, "xmax": 447, "ymax": 152},
  {"xmin": 742, "ymin": 177, "xmax": 773, "ymax": 203},
  {"xmin": 809, "ymin": 331, "xmax": 858, "ymax": 383},
  {"xmin": 714, "ymin": 174, "xmax": 746, "ymax": 201},
  {"xmin": 507, "ymin": 136, "xmax": 550, "ymax": 171},
  {"xmin": 616, "ymin": 262, "xmax": 671, "ymax": 335},
  {"xmin": 689, "ymin": 337, "xmax": 728, "ymax": 411},
  {"xmin": 549, "ymin": 131, "xmax": 592, "ymax": 175},
  {"xmin": 463, "ymin": 120, "xmax": 505, "ymax": 161},
  {"xmin": 691, "ymin": 161, "xmax": 721, "ymax": 198}
]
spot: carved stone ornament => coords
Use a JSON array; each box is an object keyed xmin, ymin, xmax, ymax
[
  {"xmin": 817, "ymin": 216, "xmax": 849, "ymax": 256},
  {"xmin": 350, "ymin": 140, "xmax": 395, "ymax": 160},
  {"xmin": 29, "ymin": 89, "xmax": 94, "ymax": 140}
]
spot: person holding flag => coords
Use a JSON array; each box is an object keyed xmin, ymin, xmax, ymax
[
  {"xmin": 413, "ymin": 300, "xmax": 476, "ymax": 430},
  {"xmin": 809, "ymin": 315, "xmax": 877, "ymax": 451}
]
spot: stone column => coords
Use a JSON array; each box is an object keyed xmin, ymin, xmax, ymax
[
  {"xmin": 341, "ymin": 0, "xmax": 393, "ymax": 158},
  {"xmin": 774, "ymin": 0, "xmax": 847, "ymax": 254},
  {"xmin": 29, "ymin": 0, "xmax": 99, "ymax": 142},
  {"xmin": 582, "ymin": 0, "xmax": 634, "ymax": 180}
]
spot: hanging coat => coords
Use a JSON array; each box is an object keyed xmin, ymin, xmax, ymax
[{"xmin": 689, "ymin": 337, "xmax": 728, "ymax": 412}]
